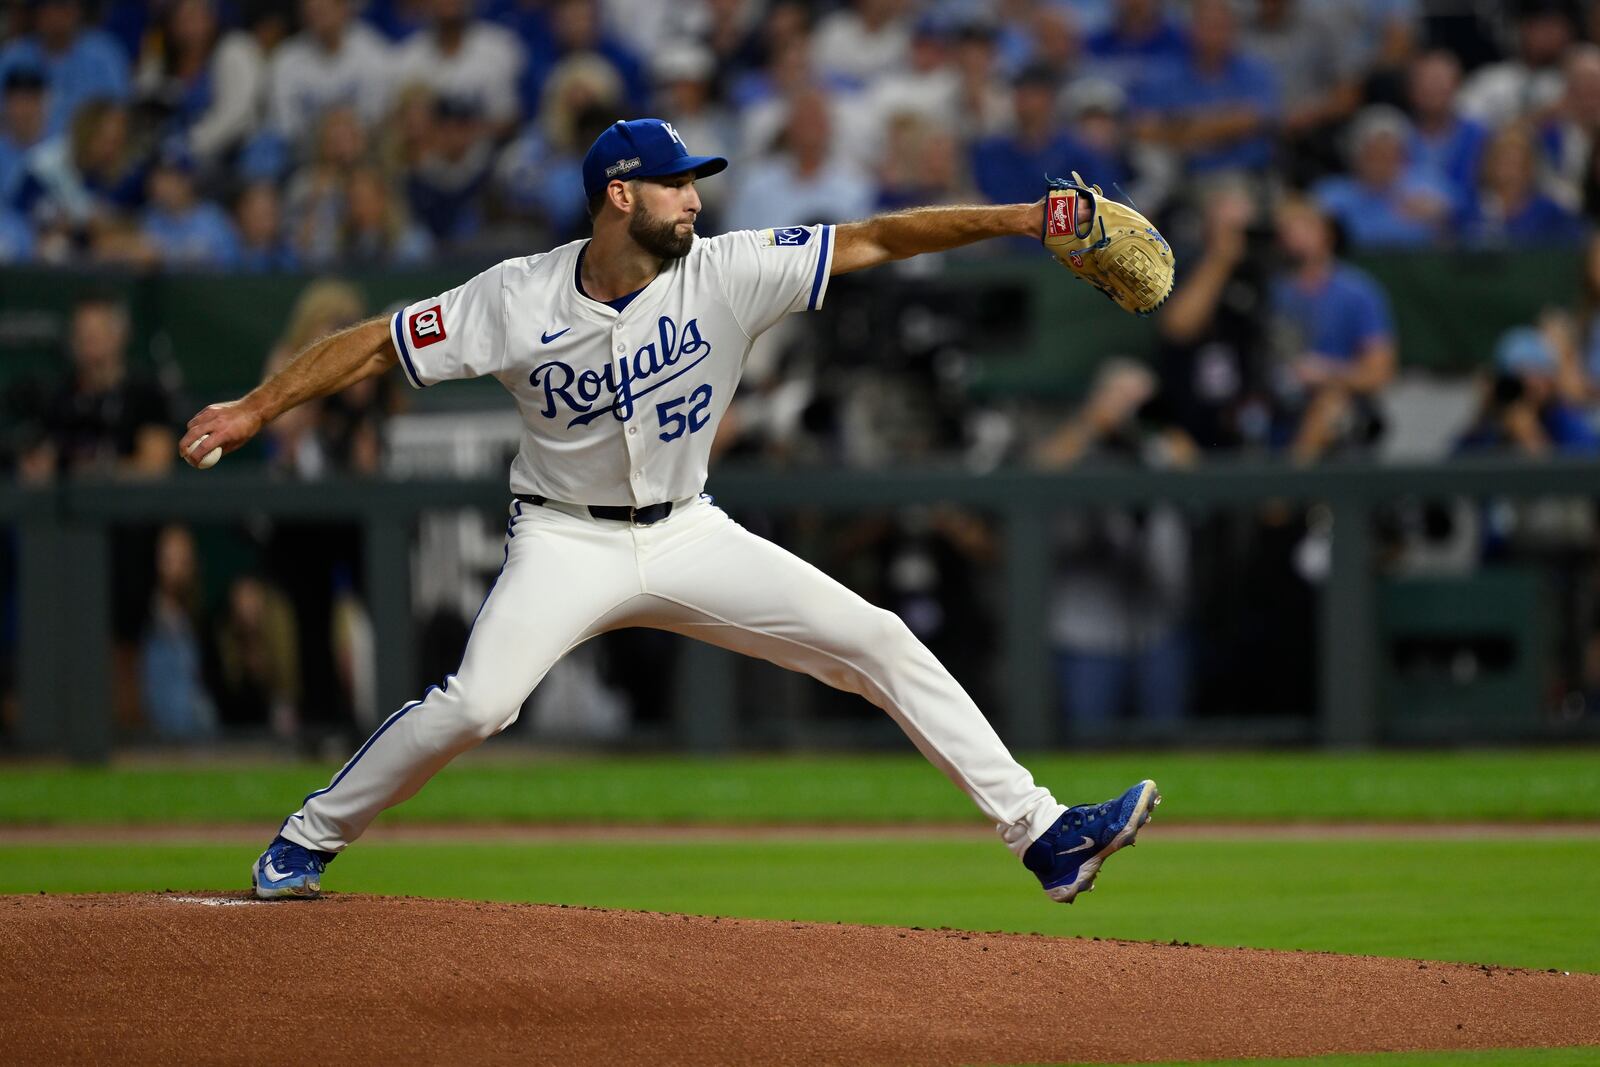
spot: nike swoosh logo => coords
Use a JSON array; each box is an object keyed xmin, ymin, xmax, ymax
[
  {"xmin": 541, "ymin": 327, "xmax": 572, "ymax": 343},
  {"xmin": 262, "ymin": 859, "xmax": 296, "ymax": 882},
  {"xmin": 1056, "ymin": 835, "xmax": 1096, "ymax": 856}
]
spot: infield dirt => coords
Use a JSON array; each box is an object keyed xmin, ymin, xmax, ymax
[{"xmin": 2, "ymin": 893, "xmax": 1597, "ymax": 1066}]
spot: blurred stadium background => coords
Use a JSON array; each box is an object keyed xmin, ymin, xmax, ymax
[
  {"xmin": 8, "ymin": 6, "xmax": 1600, "ymax": 1063},
  {"xmin": 4, "ymin": 0, "xmax": 1600, "ymax": 762}
]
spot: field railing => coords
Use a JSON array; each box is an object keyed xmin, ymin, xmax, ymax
[{"xmin": 4, "ymin": 455, "xmax": 1599, "ymax": 761}]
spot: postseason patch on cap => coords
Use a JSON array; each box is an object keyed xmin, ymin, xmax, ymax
[{"xmin": 605, "ymin": 156, "xmax": 642, "ymax": 178}]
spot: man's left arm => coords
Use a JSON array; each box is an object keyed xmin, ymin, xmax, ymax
[
  {"xmin": 1342, "ymin": 338, "xmax": 1397, "ymax": 394},
  {"xmin": 1337, "ymin": 278, "xmax": 1398, "ymax": 394},
  {"xmin": 1298, "ymin": 337, "xmax": 1396, "ymax": 395},
  {"xmin": 831, "ymin": 202, "xmax": 1044, "ymax": 275}
]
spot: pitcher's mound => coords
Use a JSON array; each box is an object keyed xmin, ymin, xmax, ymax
[{"xmin": 1, "ymin": 893, "xmax": 1596, "ymax": 1066}]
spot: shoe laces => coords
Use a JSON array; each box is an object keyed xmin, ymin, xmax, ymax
[
  {"xmin": 273, "ymin": 840, "xmax": 325, "ymax": 874},
  {"xmin": 1062, "ymin": 799, "xmax": 1116, "ymax": 834}
]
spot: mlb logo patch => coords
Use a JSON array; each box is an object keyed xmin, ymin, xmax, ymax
[
  {"xmin": 774, "ymin": 226, "xmax": 811, "ymax": 246},
  {"xmin": 409, "ymin": 305, "xmax": 447, "ymax": 348},
  {"xmin": 1047, "ymin": 192, "xmax": 1077, "ymax": 238}
]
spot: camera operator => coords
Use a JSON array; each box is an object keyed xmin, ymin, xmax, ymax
[
  {"xmin": 1458, "ymin": 325, "xmax": 1599, "ymax": 456},
  {"xmin": 1153, "ymin": 178, "xmax": 1275, "ymax": 454}
]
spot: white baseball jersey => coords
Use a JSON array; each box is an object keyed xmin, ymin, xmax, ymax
[
  {"xmin": 388, "ymin": 225, "xmax": 837, "ymax": 506},
  {"xmin": 287, "ymin": 221, "xmax": 1070, "ymax": 876}
]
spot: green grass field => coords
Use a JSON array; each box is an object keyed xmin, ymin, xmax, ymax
[
  {"xmin": 3, "ymin": 749, "xmax": 1598, "ymax": 825},
  {"xmin": 3, "ymin": 835, "xmax": 1597, "ymax": 973},
  {"xmin": 4, "ymin": 750, "xmax": 1597, "ymax": 1067}
]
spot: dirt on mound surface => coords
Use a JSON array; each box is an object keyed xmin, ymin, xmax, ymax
[{"xmin": 2, "ymin": 894, "xmax": 1596, "ymax": 1066}]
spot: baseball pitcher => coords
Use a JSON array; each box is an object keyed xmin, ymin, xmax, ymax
[{"xmin": 180, "ymin": 120, "xmax": 1171, "ymax": 904}]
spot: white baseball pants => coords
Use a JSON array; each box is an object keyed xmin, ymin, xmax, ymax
[{"xmin": 279, "ymin": 497, "xmax": 1066, "ymax": 856}]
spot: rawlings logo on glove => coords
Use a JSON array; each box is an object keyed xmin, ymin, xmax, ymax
[
  {"xmin": 1047, "ymin": 191, "xmax": 1078, "ymax": 238},
  {"xmin": 1041, "ymin": 172, "xmax": 1175, "ymax": 317}
]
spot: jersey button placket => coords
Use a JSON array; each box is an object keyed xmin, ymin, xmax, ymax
[{"xmin": 616, "ymin": 333, "xmax": 646, "ymax": 500}]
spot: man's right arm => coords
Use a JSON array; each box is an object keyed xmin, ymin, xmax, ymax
[{"xmin": 178, "ymin": 316, "xmax": 397, "ymax": 468}]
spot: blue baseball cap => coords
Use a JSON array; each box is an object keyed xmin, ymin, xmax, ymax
[{"xmin": 581, "ymin": 118, "xmax": 727, "ymax": 201}]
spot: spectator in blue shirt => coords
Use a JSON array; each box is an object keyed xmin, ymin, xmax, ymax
[
  {"xmin": 1271, "ymin": 196, "xmax": 1397, "ymax": 462},
  {"xmin": 15, "ymin": 100, "xmax": 146, "ymax": 240},
  {"xmin": 98, "ymin": 0, "xmax": 153, "ymax": 64},
  {"xmin": 1085, "ymin": 0, "xmax": 1187, "ymax": 90},
  {"xmin": 1405, "ymin": 50, "xmax": 1488, "ymax": 212},
  {"xmin": 875, "ymin": 115, "xmax": 967, "ymax": 213},
  {"xmin": 1, "ymin": 66, "xmax": 49, "ymax": 206},
  {"xmin": 496, "ymin": 56, "xmax": 624, "ymax": 242},
  {"xmin": 339, "ymin": 165, "xmax": 433, "ymax": 266},
  {"xmin": 140, "ymin": 143, "xmax": 239, "ymax": 268},
  {"xmin": 1060, "ymin": 78, "xmax": 1154, "ymax": 207},
  {"xmin": 495, "ymin": 0, "xmax": 649, "ymax": 117},
  {"xmin": 1457, "ymin": 121, "xmax": 1585, "ymax": 246},
  {"xmin": 133, "ymin": 0, "xmax": 221, "ymax": 146},
  {"xmin": 364, "ymin": 0, "xmax": 430, "ymax": 41},
  {"xmin": 1131, "ymin": 0, "xmax": 1280, "ymax": 174},
  {"xmin": 970, "ymin": 64, "xmax": 1118, "ymax": 209},
  {"xmin": 0, "ymin": 0, "xmax": 130, "ymax": 137},
  {"xmin": 140, "ymin": 524, "xmax": 218, "ymax": 742},
  {"xmin": 723, "ymin": 88, "xmax": 875, "ymax": 233},
  {"xmin": 1313, "ymin": 106, "xmax": 1452, "ymax": 248},
  {"xmin": 405, "ymin": 94, "xmax": 494, "ymax": 244},
  {"xmin": 232, "ymin": 180, "xmax": 298, "ymax": 272},
  {"xmin": 1018, "ymin": 4, "xmax": 1085, "ymax": 86}
]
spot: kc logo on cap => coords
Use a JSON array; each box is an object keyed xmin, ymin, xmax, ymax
[{"xmin": 581, "ymin": 118, "xmax": 729, "ymax": 200}]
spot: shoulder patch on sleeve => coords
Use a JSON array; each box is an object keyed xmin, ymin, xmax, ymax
[
  {"xmin": 408, "ymin": 304, "xmax": 447, "ymax": 348},
  {"xmin": 760, "ymin": 226, "xmax": 813, "ymax": 248}
]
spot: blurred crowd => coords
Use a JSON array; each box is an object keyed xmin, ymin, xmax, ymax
[
  {"xmin": 10, "ymin": 0, "xmax": 1600, "ymax": 267},
  {"xmin": 7, "ymin": 0, "xmax": 1600, "ymax": 746},
  {"xmin": 2, "ymin": 285, "xmax": 393, "ymax": 747}
]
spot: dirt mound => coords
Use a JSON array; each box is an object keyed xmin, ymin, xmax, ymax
[{"xmin": 2, "ymin": 893, "xmax": 1595, "ymax": 1066}]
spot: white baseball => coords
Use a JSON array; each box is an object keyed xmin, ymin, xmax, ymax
[{"xmin": 188, "ymin": 434, "xmax": 223, "ymax": 469}]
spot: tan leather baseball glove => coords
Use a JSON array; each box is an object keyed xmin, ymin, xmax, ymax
[{"xmin": 1041, "ymin": 172, "xmax": 1175, "ymax": 317}]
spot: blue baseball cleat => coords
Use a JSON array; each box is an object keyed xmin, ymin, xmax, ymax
[
  {"xmin": 1024, "ymin": 779, "xmax": 1160, "ymax": 903},
  {"xmin": 251, "ymin": 835, "xmax": 333, "ymax": 900}
]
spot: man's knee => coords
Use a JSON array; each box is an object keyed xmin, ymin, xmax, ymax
[
  {"xmin": 437, "ymin": 678, "xmax": 525, "ymax": 739},
  {"xmin": 872, "ymin": 606, "xmax": 916, "ymax": 650},
  {"xmin": 465, "ymin": 702, "xmax": 521, "ymax": 739},
  {"xmin": 843, "ymin": 606, "xmax": 918, "ymax": 665}
]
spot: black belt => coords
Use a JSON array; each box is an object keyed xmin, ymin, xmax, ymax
[{"xmin": 514, "ymin": 493, "xmax": 674, "ymax": 525}]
